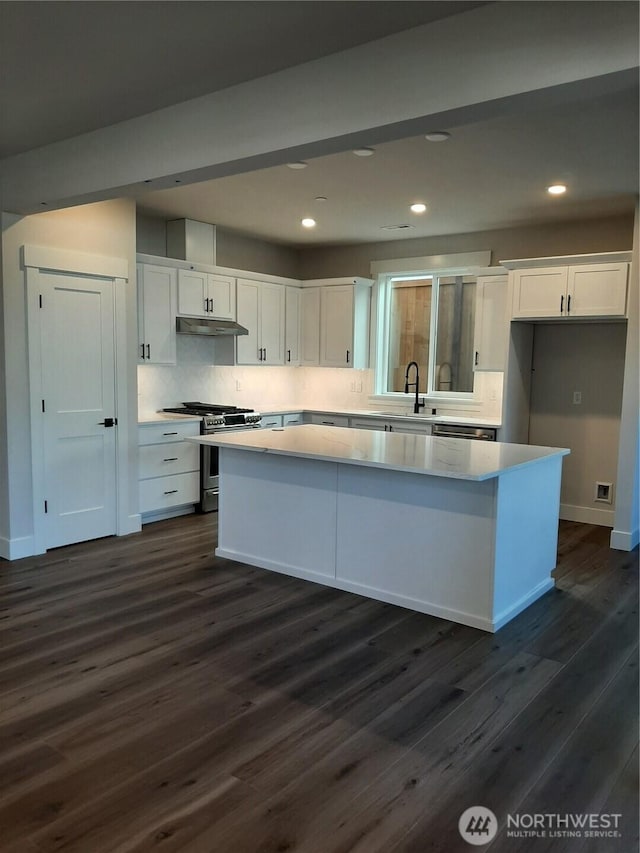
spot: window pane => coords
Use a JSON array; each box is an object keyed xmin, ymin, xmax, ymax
[
  {"xmin": 434, "ymin": 275, "xmax": 476, "ymax": 393},
  {"xmin": 386, "ymin": 277, "xmax": 432, "ymax": 393}
]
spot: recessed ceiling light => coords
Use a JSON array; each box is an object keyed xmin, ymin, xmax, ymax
[
  {"xmin": 547, "ymin": 184, "xmax": 567, "ymax": 195},
  {"xmin": 425, "ymin": 131, "xmax": 451, "ymax": 142},
  {"xmin": 287, "ymin": 161, "xmax": 308, "ymax": 169},
  {"xmin": 352, "ymin": 147, "xmax": 375, "ymax": 157},
  {"xmin": 315, "ymin": 196, "xmax": 328, "ymax": 202},
  {"xmin": 410, "ymin": 203, "xmax": 427, "ymax": 214},
  {"xmin": 301, "ymin": 218, "xmax": 316, "ymax": 228}
]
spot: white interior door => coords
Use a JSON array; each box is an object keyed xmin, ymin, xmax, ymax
[{"xmin": 39, "ymin": 272, "xmax": 117, "ymax": 548}]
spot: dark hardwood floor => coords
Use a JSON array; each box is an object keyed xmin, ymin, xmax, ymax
[{"xmin": 0, "ymin": 516, "xmax": 637, "ymax": 852}]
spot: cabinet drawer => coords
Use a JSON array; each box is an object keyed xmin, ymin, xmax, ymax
[
  {"xmin": 261, "ymin": 415, "xmax": 283, "ymax": 428},
  {"xmin": 139, "ymin": 441, "xmax": 199, "ymax": 479},
  {"xmin": 309, "ymin": 414, "xmax": 349, "ymax": 427},
  {"xmin": 139, "ymin": 472, "xmax": 200, "ymax": 514},
  {"xmin": 138, "ymin": 421, "xmax": 199, "ymax": 446},
  {"xmin": 283, "ymin": 413, "xmax": 303, "ymax": 426}
]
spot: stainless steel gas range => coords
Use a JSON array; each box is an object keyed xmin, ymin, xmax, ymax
[{"xmin": 162, "ymin": 402, "xmax": 262, "ymax": 512}]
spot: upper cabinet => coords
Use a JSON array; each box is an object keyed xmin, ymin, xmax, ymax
[
  {"xmin": 236, "ymin": 278, "xmax": 285, "ymax": 365},
  {"xmin": 284, "ymin": 286, "xmax": 301, "ymax": 365},
  {"xmin": 300, "ymin": 287, "xmax": 321, "ymax": 365},
  {"xmin": 137, "ymin": 263, "xmax": 177, "ymax": 365},
  {"xmin": 508, "ymin": 256, "xmax": 629, "ymax": 321},
  {"xmin": 473, "ymin": 274, "xmax": 508, "ymax": 371},
  {"xmin": 303, "ymin": 278, "xmax": 371, "ymax": 368},
  {"xmin": 177, "ymin": 269, "xmax": 236, "ymax": 320}
]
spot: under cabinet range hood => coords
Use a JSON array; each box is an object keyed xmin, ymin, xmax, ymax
[{"xmin": 176, "ymin": 317, "xmax": 249, "ymax": 336}]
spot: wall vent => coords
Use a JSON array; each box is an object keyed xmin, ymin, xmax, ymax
[{"xmin": 595, "ymin": 482, "xmax": 613, "ymax": 504}]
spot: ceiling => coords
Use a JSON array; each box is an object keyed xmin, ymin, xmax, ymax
[
  {"xmin": 136, "ymin": 86, "xmax": 639, "ymax": 246},
  {"xmin": 1, "ymin": 1, "xmax": 637, "ymax": 247},
  {"xmin": 0, "ymin": 0, "xmax": 485, "ymax": 158}
]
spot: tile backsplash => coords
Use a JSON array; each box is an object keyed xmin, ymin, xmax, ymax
[{"xmin": 138, "ymin": 333, "xmax": 501, "ymax": 417}]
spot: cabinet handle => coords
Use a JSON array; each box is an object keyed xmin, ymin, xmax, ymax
[
  {"xmin": 263, "ymin": 347, "xmax": 267, "ymax": 361},
  {"xmin": 209, "ymin": 299, "xmax": 214, "ymax": 313},
  {"xmin": 258, "ymin": 348, "xmax": 262, "ymax": 361},
  {"xmin": 164, "ymin": 489, "xmax": 178, "ymax": 495},
  {"xmin": 475, "ymin": 351, "xmax": 479, "ymax": 366},
  {"xmin": 204, "ymin": 297, "xmax": 209, "ymax": 312},
  {"xmin": 146, "ymin": 344, "xmax": 150, "ymax": 359},
  {"xmin": 346, "ymin": 349, "xmax": 350, "ymax": 364},
  {"xmin": 287, "ymin": 349, "xmax": 291, "ymax": 362},
  {"xmin": 567, "ymin": 294, "xmax": 571, "ymax": 315},
  {"xmin": 163, "ymin": 432, "xmax": 178, "ymax": 436},
  {"xmin": 140, "ymin": 343, "xmax": 145, "ymax": 359},
  {"xmin": 163, "ymin": 457, "xmax": 178, "ymax": 462},
  {"xmin": 560, "ymin": 294, "xmax": 564, "ymax": 314}
]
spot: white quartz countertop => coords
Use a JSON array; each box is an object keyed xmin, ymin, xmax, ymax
[
  {"xmin": 138, "ymin": 413, "xmax": 202, "ymax": 424},
  {"xmin": 258, "ymin": 406, "xmax": 502, "ymax": 428},
  {"xmin": 185, "ymin": 424, "xmax": 568, "ymax": 481}
]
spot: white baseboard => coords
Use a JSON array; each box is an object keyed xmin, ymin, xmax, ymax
[
  {"xmin": 141, "ymin": 506, "xmax": 196, "ymax": 525},
  {"xmin": 610, "ymin": 527, "xmax": 640, "ymax": 552},
  {"xmin": 0, "ymin": 535, "xmax": 36, "ymax": 561},
  {"xmin": 560, "ymin": 503, "xmax": 614, "ymax": 527}
]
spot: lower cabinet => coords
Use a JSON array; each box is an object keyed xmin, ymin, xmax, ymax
[
  {"xmin": 138, "ymin": 421, "xmax": 200, "ymax": 519},
  {"xmin": 308, "ymin": 414, "xmax": 350, "ymax": 427},
  {"xmin": 261, "ymin": 414, "xmax": 283, "ymax": 428},
  {"xmin": 350, "ymin": 417, "xmax": 431, "ymax": 435}
]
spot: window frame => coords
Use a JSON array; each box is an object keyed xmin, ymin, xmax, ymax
[{"xmin": 373, "ymin": 266, "xmax": 478, "ymax": 403}]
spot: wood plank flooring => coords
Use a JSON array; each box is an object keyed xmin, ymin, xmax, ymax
[{"xmin": 0, "ymin": 516, "xmax": 637, "ymax": 852}]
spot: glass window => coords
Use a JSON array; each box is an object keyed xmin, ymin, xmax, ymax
[{"xmin": 378, "ymin": 270, "xmax": 477, "ymax": 398}]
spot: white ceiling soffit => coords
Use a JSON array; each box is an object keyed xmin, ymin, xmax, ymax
[
  {"xmin": 0, "ymin": 0, "xmax": 486, "ymax": 158},
  {"xmin": 1, "ymin": 1, "xmax": 638, "ymax": 214}
]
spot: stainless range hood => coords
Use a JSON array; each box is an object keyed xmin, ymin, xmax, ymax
[{"xmin": 176, "ymin": 317, "xmax": 249, "ymax": 336}]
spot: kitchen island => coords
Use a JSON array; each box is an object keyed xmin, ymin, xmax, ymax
[{"xmin": 186, "ymin": 425, "xmax": 569, "ymax": 632}]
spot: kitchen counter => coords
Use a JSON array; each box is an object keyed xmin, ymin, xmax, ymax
[
  {"xmin": 188, "ymin": 425, "xmax": 569, "ymax": 633},
  {"xmin": 187, "ymin": 424, "xmax": 565, "ymax": 480},
  {"xmin": 138, "ymin": 413, "xmax": 202, "ymax": 425},
  {"xmin": 258, "ymin": 406, "xmax": 501, "ymax": 429}
]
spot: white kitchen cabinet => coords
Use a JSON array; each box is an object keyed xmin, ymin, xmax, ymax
[
  {"xmin": 350, "ymin": 416, "xmax": 431, "ymax": 435},
  {"xmin": 236, "ymin": 279, "xmax": 285, "ymax": 365},
  {"xmin": 138, "ymin": 421, "xmax": 200, "ymax": 519},
  {"xmin": 284, "ymin": 287, "xmax": 301, "ymax": 365},
  {"xmin": 177, "ymin": 269, "xmax": 236, "ymax": 320},
  {"xmin": 261, "ymin": 414, "xmax": 283, "ymax": 428},
  {"xmin": 319, "ymin": 283, "xmax": 371, "ymax": 368},
  {"xmin": 309, "ymin": 414, "xmax": 350, "ymax": 427},
  {"xmin": 137, "ymin": 263, "xmax": 177, "ymax": 365},
  {"xmin": 300, "ymin": 287, "xmax": 321, "ymax": 365},
  {"xmin": 283, "ymin": 412, "xmax": 303, "ymax": 426},
  {"xmin": 511, "ymin": 262, "xmax": 628, "ymax": 320},
  {"xmin": 474, "ymin": 275, "xmax": 508, "ymax": 371}
]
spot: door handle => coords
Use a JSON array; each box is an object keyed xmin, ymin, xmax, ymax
[{"xmin": 98, "ymin": 417, "xmax": 117, "ymax": 427}]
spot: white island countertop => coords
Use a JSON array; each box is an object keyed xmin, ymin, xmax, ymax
[{"xmin": 186, "ymin": 424, "xmax": 569, "ymax": 481}]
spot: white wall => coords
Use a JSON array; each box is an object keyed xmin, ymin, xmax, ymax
[
  {"xmin": 612, "ymin": 202, "xmax": 639, "ymax": 549},
  {"xmin": 0, "ymin": 199, "xmax": 137, "ymax": 559},
  {"xmin": 529, "ymin": 323, "xmax": 626, "ymax": 526}
]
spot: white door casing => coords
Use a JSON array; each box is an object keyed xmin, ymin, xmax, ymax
[
  {"xmin": 39, "ymin": 273, "xmax": 118, "ymax": 548},
  {"xmin": 24, "ymin": 244, "xmax": 135, "ymax": 556}
]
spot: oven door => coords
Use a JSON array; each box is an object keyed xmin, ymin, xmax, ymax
[
  {"xmin": 200, "ymin": 442, "xmax": 220, "ymax": 513},
  {"xmin": 200, "ymin": 424, "xmax": 261, "ymax": 512}
]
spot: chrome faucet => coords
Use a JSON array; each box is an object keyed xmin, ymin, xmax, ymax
[{"xmin": 404, "ymin": 361, "xmax": 425, "ymax": 414}]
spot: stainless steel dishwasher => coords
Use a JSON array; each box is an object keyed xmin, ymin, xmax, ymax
[{"xmin": 431, "ymin": 423, "xmax": 497, "ymax": 441}]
